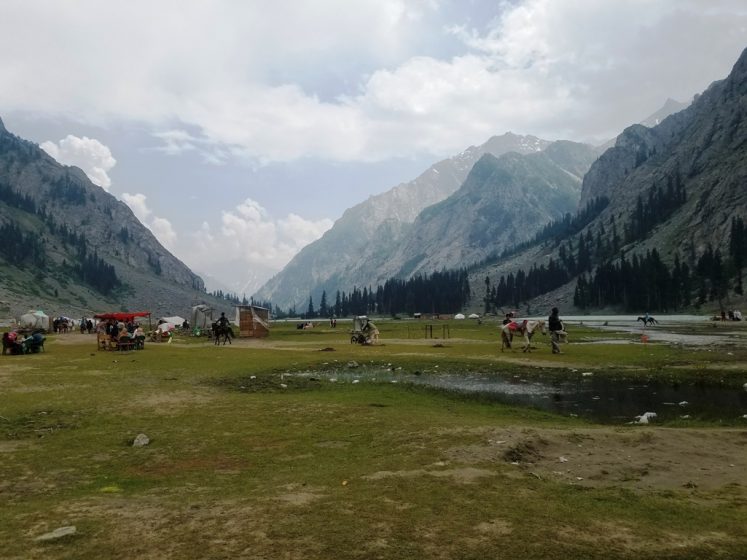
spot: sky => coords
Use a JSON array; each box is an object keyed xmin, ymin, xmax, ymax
[{"xmin": 1, "ymin": 0, "xmax": 746, "ymax": 295}]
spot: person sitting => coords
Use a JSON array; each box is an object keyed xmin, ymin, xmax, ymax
[{"xmin": 133, "ymin": 325, "xmax": 146, "ymax": 349}]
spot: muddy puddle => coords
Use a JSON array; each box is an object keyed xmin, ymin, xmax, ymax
[{"xmin": 294, "ymin": 370, "xmax": 747, "ymax": 424}]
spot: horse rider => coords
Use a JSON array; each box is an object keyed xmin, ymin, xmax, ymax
[{"xmin": 216, "ymin": 312, "xmax": 229, "ymax": 329}]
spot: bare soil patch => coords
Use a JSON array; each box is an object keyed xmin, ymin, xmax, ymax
[{"xmin": 445, "ymin": 426, "xmax": 747, "ymax": 491}]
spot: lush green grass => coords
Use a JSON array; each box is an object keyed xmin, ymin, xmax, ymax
[{"xmin": 1, "ymin": 320, "xmax": 746, "ymax": 559}]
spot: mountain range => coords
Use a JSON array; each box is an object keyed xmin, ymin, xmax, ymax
[
  {"xmin": 254, "ymin": 133, "xmax": 598, "ymax": 310},
  {"xmin": 469, "ymin": 46, "xmax": 747, "ymax": 314},
  {"xmin": 0, "ymin": 118, "xmax": 230, "ymax": 319}
]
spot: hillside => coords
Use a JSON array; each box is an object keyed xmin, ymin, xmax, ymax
[
  {"xmin": 376, "ymin": 141, "xmax": 599, "ymax": 281},
  {"xmin": 0, "ymin": 118, "xmax": 231, "ymax": 319},
  {"xmin": 253, "ymin": 133, "xmax": 551, "ymax": 310},
  {"xmin": 468, "ymin": 46, "xmax": 747, "ymax": 316}
]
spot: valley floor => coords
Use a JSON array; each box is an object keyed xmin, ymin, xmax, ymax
[{"xmin": 1, "ymin": 319, "xmax": 746, "ymax": 559}]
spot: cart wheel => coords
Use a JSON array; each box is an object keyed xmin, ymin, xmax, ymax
[{"xmin": 350, "ymin": 335, "xmax": 357, "ymax": 344}]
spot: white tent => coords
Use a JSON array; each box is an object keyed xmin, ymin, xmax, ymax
[
  {"xmin": 191, "ymin": 304, "xmax": 214, "ymax": 329},
  {"xmin": 19, "ymin": 310, "xmax": 49, "ymax": 330},
  {"xmin": 468, "ymin": 313, "xmax": 480, "ymax": 319},
  {"xmin": 454, "ymin": 313, "xmax": 466, "ymax": 320},
  {"xmin": 160, "ymin": 316, "xmax": 186, "ymax": 326}
]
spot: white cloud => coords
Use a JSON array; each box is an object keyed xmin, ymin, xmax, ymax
[
  {"xmin": 184, "ymin": 198, "xmax": 333, "ymax": 293},
  {"xmin": 40, "ymin": 135, "xmax": 116, "ymax": 190},
  {"xmin": 4, "ymin": 1, "xmax": 747, "ymax": 160},
  {"xmin": 121, "ymin": 193, "xmax": 151, "ymax": 222},
  {"xmin": 122, "ymin": 192, "xmax": 177, "ymax": 251}
]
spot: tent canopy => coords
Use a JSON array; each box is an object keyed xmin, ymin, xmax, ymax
[
  {"xmin": 94, "ymin": 312, "xmax": 151, "ymax": 322},
  {"xmin": 160, "ymin": 316, "xmax": 185, "ymax": 325},
  {"xmin": 19, "ymin": 310, "xmax": 49, "ymax": 329},
  {"xmin": 191, "ymin": 304, "xmax": 214, "ymax": 329},
  {"xmin": 454, "ymin": 313, "xmax": 466, "ymax": 320}
]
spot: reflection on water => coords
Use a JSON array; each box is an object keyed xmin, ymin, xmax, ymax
[{"xmin": 298, "ymin": 370, "xmax": 747, "ymax": 424}]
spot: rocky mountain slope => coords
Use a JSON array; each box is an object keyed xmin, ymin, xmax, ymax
[
  {"xmin": 254, "ymin": 133, "xmax": 557, "ymax": 310},
  {"xmin": 377, "ymin": 140, "xmax": 599, "ymax": 280},
  {"xmin": 468, "ymin": 46, "xmax": 747, "ymax": 314},
  {"xmin": 0, "ymin": 118, "xmax": 229, "ymax": 319}
]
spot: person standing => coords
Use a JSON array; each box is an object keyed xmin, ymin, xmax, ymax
[{"xmin": 548, "ymin": 307, "xmax": 564, "ymax": 354}]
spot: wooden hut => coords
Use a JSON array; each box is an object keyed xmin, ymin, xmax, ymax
[{"xmin": 236, "ymin": 305, "xmax": 270, "ymax": 338}]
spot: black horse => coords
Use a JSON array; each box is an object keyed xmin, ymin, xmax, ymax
[
  {"xmin": 212, "ymin": 322, "xmax": 233, "ymax": 345},
  {"xmin": 637, "ymin": 316, "xmax": 658, "ymax": 326}
]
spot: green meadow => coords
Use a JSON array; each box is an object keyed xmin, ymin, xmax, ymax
[{"xmin": 1, "ymin": 319, "xmax": 746, "ymax": 559}]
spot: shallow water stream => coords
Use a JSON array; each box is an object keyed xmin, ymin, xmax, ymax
[{"xmin": 298, "ymin": 370, "xmax": 747, "ymax": 424}]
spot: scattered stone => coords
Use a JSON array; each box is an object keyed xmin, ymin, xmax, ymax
[
  {"xmin": 678, "ymin": 401, "xmax": 689, "ymax": 407},
  {"xmin": 132, "ymin": 433, "xmax": 150, "ymax": 447},
  {"xmin": 558, "ymin": 456, "xmax": 568, "ymax": 463},
  {"xmin": 280, "ymin": 383, "xmax": 288, "ymax": 389},
  {"xmin": 581, "ymin": 372, "xmax": 593, "ymax": 377},
  {"xmin": 347, "ymin": 361, "xmax": 359, "ymax": 369},
  {"xmin": 34, "ymin": 526, "xmax": 77, "ymax": 542},
  {"xmin": 352, "ymin": 379, "xmax": 360, "ymax": 384}
]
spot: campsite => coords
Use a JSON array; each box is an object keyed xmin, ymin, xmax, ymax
[{"xmin": 1, "ymin": 316, "xmax": 746, "ymax": 559}]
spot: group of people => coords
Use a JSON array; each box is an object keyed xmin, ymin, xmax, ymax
[
  {"xmin": 98, "ymin": 319, "xmax": 146, "ymax": 349},
  {"xmin": 2, "ymin": 330, "xmax": 45, "ymax": 355},
  {"xmin": 500, "ymin": 307, "xmax": 566, "ymax": 354}
]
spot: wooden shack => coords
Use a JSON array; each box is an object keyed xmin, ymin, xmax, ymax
[{"xmin": 236, "ymin": 305, "xmax": 270, "ymax": 338}]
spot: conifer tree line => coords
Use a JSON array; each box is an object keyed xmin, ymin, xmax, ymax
[
  {"xmin": 74, "ymin": 245, "xmax": 121, "ymax": 295},
  {"xmin": 0, "ymin": 179, "xmax": 126, "ymax": 295},
  {"xmin": 0, "ymin": 220, "xmax": 46, "ymax": 266},
  {"xmin": 483, "ymin": 177, "xmax": 746, "ymax": 313},
  {"xmin": 297, "ymin": 269, "xmax": 471, "ymax": 318}
]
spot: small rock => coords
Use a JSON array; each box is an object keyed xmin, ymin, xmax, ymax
[
  {"xmin": 280, "ymin": 383, "xmax": 288, "ymax": 389},
  {"xmin": 678, "ymin": 401, "xmax": 689, "ymax": 407},
  {"xmin": 34, "ymin": 526, "xmax": 77, "ymax": 542},
  {"xmin": 559, "ymin": 456, "xmax": 568, "ymax": 463},
  {"xmin": 352, "ymin": 379, "xmax": 360, "ymax": 384},
  {"xmin": 581, "ymin": 372, "xmax": 593, "ymax": 377},
  {"xmin": 347, "ymin": 361, "xmax": 359, "ymax": 369},
  {"xmin": 132, "ymin": 433, "xmax": 150, "ymax": 447}
]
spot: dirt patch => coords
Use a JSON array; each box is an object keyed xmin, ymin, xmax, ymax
[
  {"xmin": 363, "ymin": 466, "xmax": 495, "ymax": 484},
  {"xmin": 555, "ymin": 520, "xmax": 731, "ymax": 553},
  {"xmin": 446, "ymin": 426, "xmax": 747, "ymax": 491}
]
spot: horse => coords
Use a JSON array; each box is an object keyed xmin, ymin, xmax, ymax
[
  {"xmin": 212, "ymin": 322, "xmax": 233, "ymax": 345},
  {"xmin": 501, "ymin": 319, "xmax": 546, "ymax": 353},
  {"xmin": 637, "ymin": 316, "xmax": 658, "ymax": 326}
]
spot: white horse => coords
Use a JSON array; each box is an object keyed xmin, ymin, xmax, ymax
[{"xmin": 501, "ymin": 319, "xmax": 547, "ymax": 353}]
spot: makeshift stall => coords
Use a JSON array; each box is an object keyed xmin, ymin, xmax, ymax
[{"xmin": 93, "ymin": 311, "xmax": 151, "ymax": 351}]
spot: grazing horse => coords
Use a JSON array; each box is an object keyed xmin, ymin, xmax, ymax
[
  {"xmin": 212, "ymin": 322, "xmax": 233, "ymax": 345},
  {"xmin": 637, "ymin": 316, "xmax": 658, "ymax": 326},
  {"xmin": 501, "ymin": 319, "xmax": 546, "ymax": 352}
]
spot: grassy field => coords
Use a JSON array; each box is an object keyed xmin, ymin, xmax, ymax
[{"xmin": 1, "ymin": 318, "xmax": 746, "ymax": 559}]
